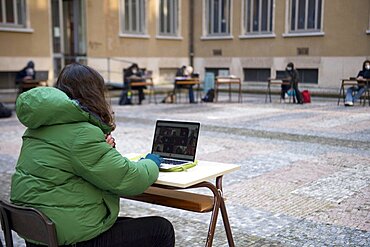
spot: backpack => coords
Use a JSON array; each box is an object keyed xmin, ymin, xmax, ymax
[
  {"xmin": 0, "ymin": 103, "xmax": 12, "ymax": 118},
  {"xmin": 202, "ymin": 89, "xmax": 215, "ymax": 102},
  {"xmin": 302, "ymin": 90, "xmax": 311, "ymax": 103}
]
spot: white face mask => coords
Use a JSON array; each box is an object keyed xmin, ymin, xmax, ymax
[
  {"xmin": 365, "ymin": 64, "xmax": 370, "ymax": 70},
  {"xmin": 286, "ymin": 67, "xmax": 292, "ymax": 71},
  {"xmin": 132, "ymin": 69, "xmax": 137, "ymax": 74}
]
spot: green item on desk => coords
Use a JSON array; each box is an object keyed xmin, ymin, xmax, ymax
[{"xmin": 159, "ymin": 160, "xmax": 198, "ymax": 172}]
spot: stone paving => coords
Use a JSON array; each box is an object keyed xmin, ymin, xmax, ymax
[{"xmin": 0, "ymin": 93, "xmax": 369, "ymax": 246}]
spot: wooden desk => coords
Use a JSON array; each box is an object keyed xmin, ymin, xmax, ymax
[
  {"xmin": 337, "ymin": 78, "xmax": 370, "ymax": 106},
  {"xmin": 127, "ymin": 74, "xmax": 157, "ymax": 104},
  {"xmin": 174, "ymin": 77, "xmax": 201, "ymax": 103},
  {"xmin": 18, "ymin": 79, "xmax": 47, "ymax": 94},
  {"xmin": 215, "ymin": 76, "xmax": 242, "ymax": 103},
  {"xmin": 122, "ymin": 157, "xmax": 240, "ymax": 247},
  {"xmin": 265, "ymin": 78, "xmax": 292, "ymax": 103}
]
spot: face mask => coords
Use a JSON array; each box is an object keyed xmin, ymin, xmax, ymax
[
  {"xmin": 365, "ymin": 64, "xmax": 370, "ymax": 70},
  {"xmin": 286, "ymin": 67, "xmax": 292, "ymax": 71},
  {"xmin": 132, "ymin": 69, "xmax": 137, "ymax": 74}
]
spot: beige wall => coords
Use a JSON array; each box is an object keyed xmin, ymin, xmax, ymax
[
  {"xmin": 87, "ymin": 0, "xmax": 190, "ymax": 59},
  {"xmin": 0, "ymin": 0, "xmax": 52, "ymax": 75},
  {"xmin": 194, "ymin": 0, "xmax": 370, "ymax": 58}
]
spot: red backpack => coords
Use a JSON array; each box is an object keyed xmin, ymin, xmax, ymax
[{"xmin": 302, "ymin": 90, "xmax": 311, "ymax": 103}]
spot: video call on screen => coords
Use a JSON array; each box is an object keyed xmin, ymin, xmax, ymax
[{"xmin": 153, "ymin": 125, "xmax": 198, "ymax": 159}]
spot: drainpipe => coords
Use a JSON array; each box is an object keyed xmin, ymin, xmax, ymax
[{"xmin": 189, "ymin": 0, "xmax": 194, "ymax": 67}]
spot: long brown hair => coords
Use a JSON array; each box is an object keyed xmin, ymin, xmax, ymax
[{"xmin": 55, "ymin": 63, "xmax": 115, "ymax": 130}]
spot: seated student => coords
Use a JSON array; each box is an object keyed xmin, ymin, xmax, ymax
[
  {"xmin": 174, "ymin": 65, "xmax": 196, "ymax": 103},
  {"xmin": 345, "ymin": 60, "xmax": 370, "ymax": 106},
  {"xmin": 281, "ymin": 62, "xmax": 303, "ymax": 104},
  {"xmin": 15, "ymin": 61, "xmax": 36, "ymax": 94},
  {"xmin": 119, "ymin": 63, "xmax": 146, "ymax": 105},
  {"xmin": 11, "ymin": 63, "xmax": 175, "ymax": 247}
]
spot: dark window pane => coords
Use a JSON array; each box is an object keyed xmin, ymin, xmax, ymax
[
  {"xmin": 124, "ymin": 0, "xmax": 130, "ymax": 31},
  {"xmin": 269, "ymin": 0, "xmax": 273, "ymax": 31},
  {"xmin": 307, "ymin": 0, "xmax": 315, "ymax": 29},
  {"xmin": 205, "ymin": 68, "xmax": 230, "ymax": 77},
  {"xmin": 132, "ymin": 0, "xmax": 137, "ymax": 31},
  {"xmin": 317, "ymin": 0, "xmax": 321, "ymax": 29},
  {"xmin": 252, "ymin": 0, "xmax": 259, "ymax": 31},
  {"xmin": 160, "ymin": 0, "xmax": 164, "ymax": 33},
  {"xmin": 166, "ymin": 0, "xmax": 171, "ymax": 33},
  {"xmin": 221, "ymin": 0, "xmax": 228, "ymax": 33},
  {"xmin": 6, "ymin": 0, "xmax": 14, "ymax": 23},
  {"xmin": 261, "ymin": 0, "xmax": 268, "ymax": 31},
  {"xmin": 16, "ymin": 0, "xmax": 24, "ymax": 25},
  {"xmin": 291, "ymin": 0, "xmax": 296, "ymax": 31},
  {"xmin": 0, "ymin": 1, "xmax": 3, "ymax": 22},
  {"xmin": 298, "ymin": 0, "xmax": 306, "ymax": 29},
  {"xmin": 298, "ymin": 69, "xmax": 318, "ymax": 84},
  {"xmin": 246, "ymin": 0, "xmax": 251, "ymax": 32},
  {"xmin": 244, "ymin": 68, "xmax": 271, "ymax": 82},
  {"xmin": 276, "ymin": 70, "xmax": 286, "ymax": 79},
  {"xmin": 213, "ymin": 0, "xmax": 220, "ymax": 33}
]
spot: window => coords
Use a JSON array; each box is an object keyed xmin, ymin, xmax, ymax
[
  {"xmin": 0, "ymin": 0, "xmax": 27, "ymax": 28},
  {"xmin": 205, "ymin": 67, "xmax": 230, "ymax": 77},
  {"xmin": 121, "ymin": 0, "xmax": 146, "ymax": 35},
  {"xmin": 244, "ymin": 68, "xmax": 271, "ymax": 82},
  {"xmin": 205, "ymin": 0, "xmax": 231, "ymax": 36},
  {"xmin": 158, "ymin": 0, "xmax": 179, "ymax": 36},
  {"xmin": 289, "ymin": 0, "xmax": 322, "ymax": 33},
  {"xmin": 244, "ymin": 0, "xmax": 273, "ymax": 35},
  {"xmin": 276, "ymin": 68, "xmax": 318, "ymax": 84}
]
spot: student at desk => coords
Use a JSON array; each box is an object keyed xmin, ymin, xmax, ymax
[
  {"xmin": 281, "ymin": 62, "xmax": 303, "ymax": 104},
  {"xmin": 345, "ymin": 60, "xmax": 370, "ymax": 106},
  {"xmin": 15, "ymin": 60, "xmax": 36, "ymax": 94},
  {"xmin": 11, "ymin": 63, "xmax": 175, "ymax": 247},
  {"xmin": 174, "ymin": 65, "xmax": 196, "ymax": 103},
  {"xmin": 119, "ymin": 63, "xmax": 146, "ymax": 105}
]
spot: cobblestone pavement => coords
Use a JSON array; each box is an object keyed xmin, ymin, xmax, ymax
[{"xmin": 0, "ymin": 94, "xmax": 369, "ymax": 246}]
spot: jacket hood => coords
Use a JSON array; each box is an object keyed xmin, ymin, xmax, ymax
[{"xmin": 16, "ymin": 87, "xmax": 111, "ymax": 133}]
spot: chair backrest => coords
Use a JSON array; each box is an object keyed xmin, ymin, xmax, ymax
[{"xmin": 0, "ymin": 200, "xmax": 58, "ymax": 247}]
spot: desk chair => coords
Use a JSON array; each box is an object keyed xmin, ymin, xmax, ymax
[{"xmin": 0, "ymin": 200, "xmax": 58, "ymax": 247}]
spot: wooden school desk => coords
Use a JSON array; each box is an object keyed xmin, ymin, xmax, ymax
[{"xmin": 122, "ymin": 157, "xmax": 240, "ymax": 247}]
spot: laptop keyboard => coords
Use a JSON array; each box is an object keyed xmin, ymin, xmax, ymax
[{"xmin": 162, "ymin": 159, "xmax": 187, "ymax": 165}]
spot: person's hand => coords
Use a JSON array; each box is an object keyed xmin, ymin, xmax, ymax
[
  {"xmin": 144, "ymin": 153, "xmax": 163, "ymax": 168},
  {"xmin": 105, "ymin": 134, "xmax": 116, "ymax": 148}
]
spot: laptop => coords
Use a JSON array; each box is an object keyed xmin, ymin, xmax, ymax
[{"xmin": 151, "ymin": 120, "xmax": 200, "ymax": 168}]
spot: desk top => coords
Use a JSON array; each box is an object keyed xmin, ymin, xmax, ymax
[{"xmin": 126, "ymin": 154, "xmax": 240, "ymax": 188}]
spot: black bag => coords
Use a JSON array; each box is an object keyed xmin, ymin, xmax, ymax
[
  {"xmin": 202, "ymin": 89, "xmax": 215, "ymax": 102},
  {"xmin": 0, "ymin": 103, "xmax": 12, "ymax": 118}
]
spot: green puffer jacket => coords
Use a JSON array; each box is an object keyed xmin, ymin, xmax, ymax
[{"xmin": 11, "ymin": 87, "xmax": 159, "ymax": 245}]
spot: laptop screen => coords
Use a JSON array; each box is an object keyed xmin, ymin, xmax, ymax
[{"xmin": 151, "ymin": 120, "xmax": 200, "ymax": 161}]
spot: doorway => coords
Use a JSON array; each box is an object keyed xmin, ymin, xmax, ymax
[{"xmin": 51, "ymin": 0, "xmax": 87, "ymax": 77}]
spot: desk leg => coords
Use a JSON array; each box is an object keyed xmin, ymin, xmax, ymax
[
  {"xmin": 229, "ymin": 83, "xmax": 232, "ymax": 102},
  {"xmin": 238, "ymin": 83, "xmax": 242, "ymax": 103},
  {"xmin": 191, "ymin": 179, "xmax": 235, "ymax": 247},
  {"xmin": 215, "ymin": 84, "xmax": 219, "ymax": 103},
  {"xmin": 337, "ymin": 82, "xmax": 344, "ymax": 106},
  {"xmin": 216, "ymin": 176, "xmax": 235, "ymax": 247}
]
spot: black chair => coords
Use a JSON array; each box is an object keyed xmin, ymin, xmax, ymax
[{"xmin": 0, "ymin": 200, "xmax": 58, "ymax": 247}]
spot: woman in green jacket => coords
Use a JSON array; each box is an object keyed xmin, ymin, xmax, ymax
[{"xmin": 11, "ymin": 63, "xmax": 175, "ymax": 247}]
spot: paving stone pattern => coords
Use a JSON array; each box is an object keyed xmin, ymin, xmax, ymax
[{"xmin": 0, "ymin": 94, "xmax": 369, "ymax": 246}]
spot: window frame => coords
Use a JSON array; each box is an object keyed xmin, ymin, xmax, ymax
[
  {"xmin": 0, "ymin": 0, "xmax": 32, "ymax": 32},
  {"xmin": 367, "ymin": 11, "xmax": 370, "ymax": 34},
  {"xmin": 119, "ymin": 0, "xmax": 149, "ymax": 38},
  {"xmin": 283, "ymin": 0, "xmax": 325, "ymax": 37},
  {"xmin": 241, "ymin": 0, "xmax": 275, "ymax": 38},
  {"xmin": 202, "ymin": 0, "xmax": 233, "ymax": 40},
  {"xmin": 156, "ymin": 0, "xmax": 182, "ymax": 39}
]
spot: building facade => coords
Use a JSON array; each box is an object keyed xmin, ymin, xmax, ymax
[{"xmin": 0, "ymin": 0, "xmax": 369, "ymax": 90}]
